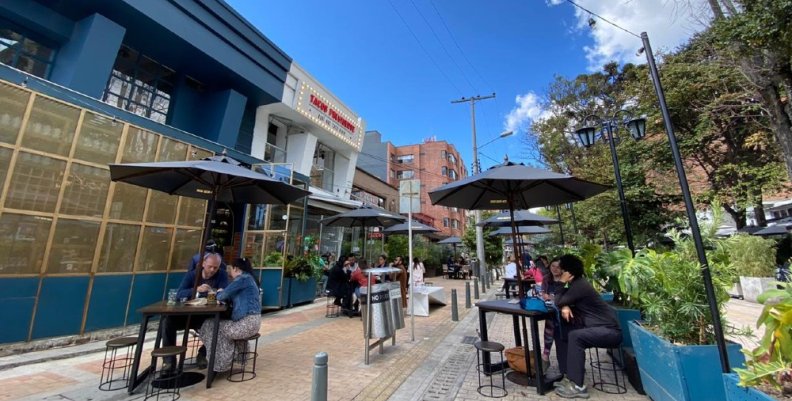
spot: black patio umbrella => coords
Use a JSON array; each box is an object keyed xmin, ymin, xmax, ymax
[
  {"xmin": 383, "ymin": 220, "xmax": 440, "ymax": 234},
  {"xmin": 752, "ymin": 225, "xmax": 790, "ymax": 236},
  {"xmin": 109, "ymin": 152, "xmax": 310, "ymax": 295},
  {"xmin": 488, "ymin": 226, "xmax": 551, "ymax": 236},
  {"xmin": 438, "ymin": 236, "xmax": 463, "ymax": 257},
  {"xmin": 320, "ymin": 205, "xmax": 406, "ymax": 263},
  {"xmin": 428, "ymin": 160, "xmax": 608, "ymax": 297},
  {"xmin": 477, "ymin": 210, "xmax": 557, "ymax": 227}
]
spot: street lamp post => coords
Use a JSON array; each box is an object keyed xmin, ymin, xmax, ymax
[{"xmin": 576, "ymin": 112, "xmax": 646, "ymax": 255}]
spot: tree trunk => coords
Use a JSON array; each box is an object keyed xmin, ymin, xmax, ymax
[
  {"xmin": 723, "ymin": 204, "xmax": 747, "ymax": 229},
  {"xmin": 753, "ymin": 200, "xmax": 767, "ymax": 227}
]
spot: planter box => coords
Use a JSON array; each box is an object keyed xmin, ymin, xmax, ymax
[
  {"xmin": 723, "ymin": 373, "xmax": 776, "ymax": 401},
  {"xmin": 610, "ymin": 305, "xmax": 641, "ymax": 349},
  {"xmin": 739, "ymin": 276, "xmax": 775, "ymax": 303},
  {"xmin": 285, "ymin": 277, "xmax": 317, "ymax": 307},
  {"xmin": 629, "ymin": 321, "xmax": 745, "ymax": 401},
  {"xmin": 729, "ymin": 282, "xmax": 744, "ymax": 300}
]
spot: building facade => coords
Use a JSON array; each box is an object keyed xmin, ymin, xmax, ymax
[
  {"xmin": 0, "ymin": 0, "xmax": 362, "ymax": 344},
  {"xmin": 360, "ymin": 132, "xmax": 467, "ymax": 237}
]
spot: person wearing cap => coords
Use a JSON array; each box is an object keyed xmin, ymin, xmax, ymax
[{"xmin": 187, "ymin": 239, "xmax": 227, "ymax": 272}]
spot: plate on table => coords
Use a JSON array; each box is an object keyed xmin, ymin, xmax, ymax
[{"xmin": 184, "ymin": 298, "xmax": 207, "ymax": 306}]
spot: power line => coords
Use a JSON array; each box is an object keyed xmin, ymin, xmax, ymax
[
  {"xmin": 564, "ymin": 0, "xmax": 641, "ymax": 39},
  {"xmin": 386, "ymin": 0, "xmax": 464, "ymax": 94},
  {"xmin": 407, "ymin": 0, "xmax": 477, "ymax": 92}
]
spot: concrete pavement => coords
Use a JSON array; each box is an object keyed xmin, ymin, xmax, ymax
[{"xmin": 0, "ymin": 277, "xmax": 763, "ymax": 401}]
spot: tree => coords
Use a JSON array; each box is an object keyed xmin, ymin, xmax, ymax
[{"xmin": 462, "ymin": 212, "xmax": 503, "ymax": 269}]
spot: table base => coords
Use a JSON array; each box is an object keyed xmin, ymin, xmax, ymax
[
  {"xmin": 151, "ymin": 371, "xmax": 205, "ymax": 389},
  {"xmin": 506, "ymin": 371, "xmax": 563, "ymax": 387}
]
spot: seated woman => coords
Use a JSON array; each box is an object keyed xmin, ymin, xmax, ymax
[
  {"xmin": 199, "ymin": 257, "xmax": 261, "ymax": 373},
  {"xmin": 553, "ymin": 254, "xmax": 621, "ymax": 399},
  {"xmin": 541, "ymin": 257, "xmax": 563, "ymax": 369}
]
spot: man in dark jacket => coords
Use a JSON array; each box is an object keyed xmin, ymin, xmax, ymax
[{"xmin": 553, "ymin": 254, "xmax": 621, "ymax": 399}]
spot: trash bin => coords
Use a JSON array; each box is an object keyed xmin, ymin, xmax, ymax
[
  {"xmin": 360, "ymin": 283, "xmax": 394, "ymax": 338},
  {"xmin": 388, "ymin": 282, "xmax": 405, "ymax": 330}
]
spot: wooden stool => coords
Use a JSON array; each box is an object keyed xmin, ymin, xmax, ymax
[
  {"xmin": 588, "ymin": 346, "xmax": 627, "ymax": 394},
  {"xmin": 145, "ymin": 346, "xmax": 187, "ymax": 401},
  {"xmin": 99, "ymin": 336, "xmax": 138, "ymax": 391},
  {"xmin": 474, "ymin": 341, "xmax": 508, "ymax": 398},
  {"xmin": 325, "ymin": 291, "xmax": 340, "ymax": 318},
  {"xmin": 228, "ymin": 333, "xmax": 260, "ymax": 382}
]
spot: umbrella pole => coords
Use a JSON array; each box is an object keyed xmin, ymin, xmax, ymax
[
  {"xmin": 193, "ymin": 195, "xmax": 217, "ymax": 298},
  {"xmin": 508, "ymin": 201, "xmax": 525, "ymax": 299}
]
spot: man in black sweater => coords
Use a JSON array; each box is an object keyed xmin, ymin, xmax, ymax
[{"xmin": 553, "ymin": 254, "xmax": 621, "ymax": 399}]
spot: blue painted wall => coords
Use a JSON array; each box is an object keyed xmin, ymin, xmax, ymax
[
  {"xmin": 0, "ymin": 277, "xmax": 39, "ymax": 343},
  {"xmin": 126, "ymin": 273, "xmax": 167, "ymax": 325},
  {"xmin": 84, "ymin": 275, "xmax": 133, "ymax": 332},
  {"xmin": 32, "ymin": 277, "xmax": 90, "ymax": 339},
  {"xmin": 260, "ymin": 269, "xmax": 285, "ymax": 308}
]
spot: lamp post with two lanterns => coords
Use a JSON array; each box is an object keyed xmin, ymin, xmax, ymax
[{"xmin": 575, "ymin": 112, "xmax": 646, "ymax": 255}]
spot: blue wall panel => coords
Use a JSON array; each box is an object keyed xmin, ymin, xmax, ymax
[
  {"xmin": 31, "ymin": 277, "xmax": 89, "ymax": 340},
  {"xmin": 165, "ymin": 271, "xmax": 186, "ymax": 294},
  {"xmin": 126, "ymin": 273, "xmax": 166, "ymax": 325},
  {"xmin": 260, "ymin": 269, "xmax": 284, "ymax": 308},
  {"xmin": 84, "ymin": 275, "xmax": 132, "ymax": 332},
  {"xmin": 0, "ymin": 277, "xmax": 39, "ymax": 343}
]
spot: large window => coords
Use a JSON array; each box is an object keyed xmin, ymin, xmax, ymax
[
  {"xmin": 397, "ymin": 154, "xmax": 414, "ymax": 164},
  {"xmin": 0, "ymin": 27, "xmax": 55, "ymax": 78},
  {"xmin": 310, "ymin": 143, "xmax": 335, "ymax": 191},
  {"xmin": 103, "ymin": 45, "xmax": 175, "ymax": 124},
  {"xmin": 396, "ymin": 170, "xmax": 414, "ymax": 180}
]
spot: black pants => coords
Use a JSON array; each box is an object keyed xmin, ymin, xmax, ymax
[
  {"xmin": 556, "ymin": 326, "xmax": 621, "ymax": 386},
  {"xmin": 502, "ymin": 279, "xmax": 515, "ymax": 298},
  {"xmin": 161, "ymin": 315, "xmax": 208, "ymax": 363}
]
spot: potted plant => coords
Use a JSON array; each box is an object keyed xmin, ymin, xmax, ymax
[
  {"xmin": 283, "ymin": 255, "xmax": 319, "ymax": 307},
  {"xmin": 729, "ymin": 234, "xmax": 778, "ymax": 302},
  {"xmin": 725, "ymin": 282, "xmax": 792, "ymax": 400}
]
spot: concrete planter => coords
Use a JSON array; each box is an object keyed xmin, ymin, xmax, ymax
[
  {"xmin": 723, "ymin": 373, "xmax": 776, "ymax": 401},
  {"xmin": 739, "ymin": 276, "xmax": 775, "ymax": 303},
  {"xmin": 629, "ymin": 321, "xmax": 745, "ymax": 401}
]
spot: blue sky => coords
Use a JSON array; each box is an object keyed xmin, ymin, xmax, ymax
[{"xmin": 227, "ymin": 0, "xmax": 708, "ymax": 172}]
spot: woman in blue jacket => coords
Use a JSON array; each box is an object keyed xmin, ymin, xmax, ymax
[{"xmin": 200, "ymin": 257, "xmax": 261, "ymax": 373}]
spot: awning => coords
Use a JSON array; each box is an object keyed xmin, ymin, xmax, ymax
[{"xmin": 307, "ymin": 186, "xmax": 362, "ymax": 214}]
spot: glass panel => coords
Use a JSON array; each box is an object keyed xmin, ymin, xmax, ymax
[
  {"xmin": 0, "ymin": 82, "xmax": 30, "ymax": 144},
  {"xmin": 0, "ymin": 214, "xmax": 51, "ymax": 274},
  {"xmin": 0, "ymin": 147, "xmax": 12, "ymax": 190},
  {"xmin": 60, "ymin": 163, "xmax": 109, "ymax": 217},
  {"xmin": 243, "ymin": 233, "xmax": 265, "ymax": 267},
  {"xmin": 158, "ymin": 137, "xmax": 187, "ymax": 161},
  {"xmin": 286, "ymin": 204, "xmax": 304, "ymax": 257},
  {"xmin": 22, "ymin": 96, "xmax": 80, "ymax": 156},
  {"xmin": 121, "ymin": 128, "xmax": 159, "ymax": 163},
  {"xmin": 247, "ymin": 204, "xmax": 268, "ymax": 231},
  {"xmin": 22, "ymin": 37, "xmax": 53, "ymax": 60},
  {"xmin": 97, "ymin": 223, "xmax": 140, "ymax": 273},
  {"xmin": 137, "ymin": 226, "xmax": 173, "ymax": 272},
  {"xmin": 17, "ymin": 55, "xmax": 48, "ymax": 77},
  {"xmin": 5, "ymin": 151, "xmax": 66, "ymax": 213},
  {"xmin": 109, "ymin": 182, "xmax": 146, "ymax": 221},
  {"xmin": 73, "ymin": 112, "xmax": 122, "ymax": 164},
  {"xmin": 147, "ymin": 190, "xmax": 177, "ymax": 224},
  {"xmin": 46, "ymin": 219, "xmax": 100, "ymax": 274},
  {"xmin": 190, "ymin": 146, "xmax": 211, "ymax": 160},
  {"xmin": 269, "ymin": 204, "xmax": 287, "ymax": 231},
  {"xmin": 178, "ymin": 197, "xmax": 206, "ymax": 227},
  {"xmin": 170, "ymin": 228, "xmax": 201, "ymax": 271}
]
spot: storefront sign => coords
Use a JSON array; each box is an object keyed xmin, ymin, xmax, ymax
[{"xmin": 295, "ymin": 82, "xmax": 363, "ymax": 150}]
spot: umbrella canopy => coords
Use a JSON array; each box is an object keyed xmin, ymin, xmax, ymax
[
  {"xmin": 319, "ymin": 205, "xmax": 405, "ymax": 228},
  {"xmin": 109, "ymin": 152, "xmax": 310, "ymax": 297},
  {"xmin": 428, "ymin": 160, "xmax": 608, "ymax": 298},
  {"xmin": 477, "ymin": 210, "xmax": 557, "ymax": 227},
  {"xmin": 437, "ymin": 236, "xmax": 462, "ymax": 244},
  {"xmin": 489, "ymin": 226, "xmax": 551, "ymax": 236},
  {"xmin": 753, "ymin": 225, "xmax": 790, "ymax": 236},
  {"xmin": 383, "ymin": 220, "xmax": 439, "ymax": 234}
]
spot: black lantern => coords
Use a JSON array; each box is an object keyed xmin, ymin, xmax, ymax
[
  {"xmin": 626, "ymin": 118, "xmax": 647, "ymax": 141},
  {"xmin": 575, "ymin": 125, "xmax": 598, "ymax": 148}
]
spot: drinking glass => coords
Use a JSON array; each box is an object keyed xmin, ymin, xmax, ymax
[{"xmin": 167, "ymin": 289, "xmax": 178, "ymax": 305}]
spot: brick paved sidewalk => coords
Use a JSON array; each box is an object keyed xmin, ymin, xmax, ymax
[{"xmin": 0, "ymin": 276, "xmax": 761, "ymax": 401}]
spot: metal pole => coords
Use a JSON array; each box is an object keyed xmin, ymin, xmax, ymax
[
  {"xmin": 473, "ymin": 277, "xmax": 480, "ymax": 299},
  {"xmin": 311, "ymin": 352, "xmax": 328, "ymax": 401},
  {"xmin": 408, "ymin": 198, "xmax": 415, "ymax": 342},
  {"xmin": 555, "ymin": 205, "xmax": 566, "ymax": 245},
  {"xmin": 568, "ymin": 204, "xmax": 578, "ymax": 235},
  {"xmin": 451, "ymin": 289, "xmax": 459, "ymax": 321},
  {"xmin": 465, "ymin": 281, "xmax": 471, "ymax": 308},
  {"xmin": 604, "ymin": 120, "xmax": 636, "ymax": 255},
  {"xmin": 642, "ymin": 31, "xmax": 729, "ymax": 373},
  {"xmin": 452, "ymin": 94, "xmax": 495, "ymax": 287}
]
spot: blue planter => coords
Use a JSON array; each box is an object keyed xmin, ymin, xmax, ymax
[
  {"xmin": 286, "ymin": 277, "xmax": 317, "ymax": 307},
  {"xmin": 610, "ymin": 305, "xmax": 641, "ymax": 349},
  {"xmin": 629, "ymin": 321, "xmax": 746, "ymax": 401},
  {"xmin": 723, "ymin": 373, "xmax": 776, "ymax": 401}
]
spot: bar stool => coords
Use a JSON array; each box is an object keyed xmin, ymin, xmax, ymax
[
  {"xmin": 325, "ymin": 291, "xmax": 340, "ymax": 318},
  {"xmin": 145, "ymin": 346, "xmax": 187, "ymax": 401},
  {"xmin": 99, "ymin": 336, "xmax": 138, "ymax": 391},
  {"xmin": 228, "ymin": 333, "xmax": 261, "ymax": 382},
  {"xmin": 474, "ymin": 341, "xmax": 508, "ymax": 398},
  {"xmin": 588, "ymin": 346, "xmax": 627, "ymax": 394}
]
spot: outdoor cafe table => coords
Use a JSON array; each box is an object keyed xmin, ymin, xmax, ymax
[
  {"xmin": 475, "ymin": 299, "xmax": 556, "ymax": 395},
  {"xmin": 127, "ymin": 300, "xmax": 227, "ymax": 394}
]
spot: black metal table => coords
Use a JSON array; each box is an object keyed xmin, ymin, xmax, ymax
[
  {"xmin": 127, "ymin": 301, "xmax": 226, "ymax": 394},
  {"xmin": 476, "ymin": 299, "xmax": 556, "ymax": 395}
]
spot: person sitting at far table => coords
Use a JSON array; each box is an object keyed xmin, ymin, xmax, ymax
[
  {"xmin": 553, "ymin": 254, "xmax": 621, "ymax": 399},
  {"xmin": 162, "ymin": 253, "xmax": 228, "ymax": 369},
  {"xmin": 199, "ymin": 257, "xmax": 262, "ymax": 373},
  {"xmin": 501, "ymin": 256, "xmax": 518, "ymax": 299}
]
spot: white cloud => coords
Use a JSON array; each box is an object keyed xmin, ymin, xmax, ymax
[
  {"xmin": 554, "ymin": 0, "xmax": 712, "ymax": 70},
  {"xmin": 504, "ymin": 92, "xmax": 551, "ymax": 133}
]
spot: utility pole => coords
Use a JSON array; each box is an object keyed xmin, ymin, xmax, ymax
[{"xmin": 451, "ymin": 93, "xmax": 495, "ymax": 282}]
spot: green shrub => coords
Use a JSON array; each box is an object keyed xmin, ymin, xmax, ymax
[{"xmin": 727, "ymin": 234, "xmax": 778, "ymax": 277}]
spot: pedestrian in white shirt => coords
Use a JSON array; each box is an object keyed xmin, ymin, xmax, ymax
[{"xmin": 502, "ymin": 256, "xmax": 517, "ymax": 299}]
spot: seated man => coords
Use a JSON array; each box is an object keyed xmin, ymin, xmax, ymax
[
  {"xmin": 162, "ymin": 253, "xmax": 228, "ymax": 369},
  {"xmin": 187, "ymin": 240, "xmax": 227, "ymax": 272}
]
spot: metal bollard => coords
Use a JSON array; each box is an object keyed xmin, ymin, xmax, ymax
[
  {"xmin": 311, "ymin": 352, "xmax": 328, "ymax": 401},
  {"xmin": 465, "ymin": 281, "xmax": 472, "ymax": 308},
  {"xmin": 451, "ymin": 289, "xmax": 458, "ymax": 321},
  {"xmin": 473, "ymin": 277, "xmax": 480, "ymax": 299},
  {"xmin": 480, "ymin": 273, "xmax": 486, "ymax": 294}
]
